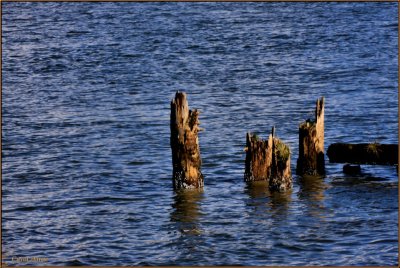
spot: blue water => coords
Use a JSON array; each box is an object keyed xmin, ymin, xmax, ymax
[{"xmin": 2, "ymin": 2, "xmax": 398, "ymax": 266}]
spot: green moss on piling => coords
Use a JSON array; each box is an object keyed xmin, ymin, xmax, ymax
[{"xmin": 276, "ymin": 141, "xmax": 290, "ymax": 163}]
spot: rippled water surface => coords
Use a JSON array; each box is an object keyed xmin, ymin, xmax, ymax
[{"xmin": 2, "ymin": 2, "xmax": 398, "ymax": 266}]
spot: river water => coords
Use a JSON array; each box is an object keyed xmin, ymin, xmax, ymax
[{"xmin": 2, "ymin": 2, "xmax": 398, "ymax": 266}]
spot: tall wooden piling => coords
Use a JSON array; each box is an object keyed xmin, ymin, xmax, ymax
[
  {"xmin": 170, "ymin": 91, "xmax": 203, "ymax": 189},
  {"xmin": 244, "ymin": 127, "xmax": 292, "ymax": 192},
  {"xmin": 296, "ymin": 97, "xmax": 325, "ymax": 176}
]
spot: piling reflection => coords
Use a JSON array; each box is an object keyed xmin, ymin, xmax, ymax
[
  {"xmin": 266, "ymin": 188, "xmax": 293, "ymax": 224},
  {"xmin": 244, "ymin": 181, "xmax": 292, "ymax": 221},
  {"xmin": 245, "ymin": 180, "xmax": 269, "ymax": 199},
  {"xmin": 267, "ymin": 189, "xmax": 292, "ymax": 210},
  {"xmin": 170, "ymin": 188, "xmax": 204, "ymax": 236},
  {"xmin": 297, "ymin": 175, "xmax": 329, "ymax": 219}
]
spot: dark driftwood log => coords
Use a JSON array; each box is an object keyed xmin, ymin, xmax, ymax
[
  {"xmin": 170, "ymin": 92, "xmax": 203, "ymax": 189},
  {"xmin": 296, "ymin": 97, "xmax": 325, "ymax": 176},
  {"xmin": 244, "ymin": 127, "xmax": 292, "ymax": 192},
  {"xmin": 327, "ymin": 143, "xmax": 398, "ymax": 165}
]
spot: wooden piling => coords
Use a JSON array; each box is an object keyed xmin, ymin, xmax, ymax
[
  {"xmin": 244, "ymin": 127, "xmax": 292, "ymax": 192},
  {"xmin": 296, "ymin": 97, "xmax": 325, "ymax": 176},
  {"xmin": 170, "ymin": 91, "xmax": 203, "ymax": 189}
]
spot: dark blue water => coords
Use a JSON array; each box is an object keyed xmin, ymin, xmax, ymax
[{"xmin": 2, "ymin": 2, "xmax": 398, "ymax": 266}]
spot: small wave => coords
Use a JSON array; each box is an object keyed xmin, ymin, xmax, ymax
[
  {"xmin": 64, "ymin": 259, "xmax": 88, "ymax": 266},
  {"xmin": 66, "ymin": 31, "xmax": 90, "ymax": 37}
]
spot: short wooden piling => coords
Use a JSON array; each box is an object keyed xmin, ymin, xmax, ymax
[
  {"xmin": 244, "ymin": 127, "xmax": 292, "ymax": 192},
  {"xmin": 170, "ymin": 91, "xmax": 203, "ymax": 189},
  {"xmin": 296, "ymin": 97, "xmax": 325, "ymax": 176}
]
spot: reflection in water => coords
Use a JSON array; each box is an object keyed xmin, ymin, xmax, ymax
[
  {"xmin": 267, "ymin": 189, "xmax": 292, "ymax": 211},
  {"xmin": 267, "ymin": 188, "xmax": 293, "ymax": 223},
  {"xmin": 245, "ymin": 181, "xmax": 269, "ymax": 199},
  {"xmin": 170, "ymin": 188, "xmax": 204, "ymax": 236},
  {"xmin": 297, "ymin": 175, "xmax": 329, "ymax": 219},
  {"xmin": 169, "ymin": 189, "xmax": 205, "ymax": 261},
  {"xmin": 244, "ymin": 181, "xmax": 292, "ymax": 221}
]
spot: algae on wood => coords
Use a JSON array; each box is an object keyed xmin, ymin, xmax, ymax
[
  {"xmin": 170, "ymin": 91, "xmax": 203, "ymax": 189},
  {"xmin": 296, "ymin": 97, "xmax": 325, "ymax": 176}
]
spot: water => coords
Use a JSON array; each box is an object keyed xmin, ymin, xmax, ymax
[{"xmin": 2, "ymin": 2, "xmax": 398, "ymax": 266}]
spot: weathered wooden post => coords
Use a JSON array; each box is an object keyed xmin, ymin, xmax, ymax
[
  {"xmin": 170, "ymin": 91, "xmax": 203, "ymax": 189},
  {"xmin": 296, "ymin": 97, "xmax": 325, "ymax": 176},
  {"xmin": 244, "ymin": 127, "xmax": 292, "ymax": 192}
]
